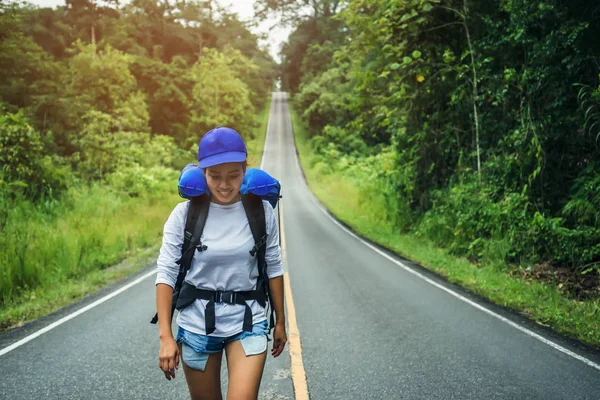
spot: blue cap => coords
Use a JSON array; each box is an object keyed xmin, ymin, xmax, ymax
[{"xmin": 198, "ymin": 126, "xmax": 247, "ymax": 168}]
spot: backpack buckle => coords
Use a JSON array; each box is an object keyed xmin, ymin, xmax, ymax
[
  {"xmin": 219, "ymin": 291, "xmax": 237, "ymax": 304},
  {"xmin": 249, "ymin": 234, "xmax": 268, "ymax": 257},
  {"xmin": 196, "ymin": 242, "xmax": 208, "ymax": 252}
]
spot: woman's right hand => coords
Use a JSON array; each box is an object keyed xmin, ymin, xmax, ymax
[{"xmin": 159, "ymin": 336, "xmax": 180, "ymax": 380}]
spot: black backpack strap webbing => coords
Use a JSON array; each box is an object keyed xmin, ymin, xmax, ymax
[
  {"xmin": 175, "ymin": 282, "xmax": 267, "ymax": 334},
  {"xmin": 150, "ymin": 195, "xmax": 210, "ymax": 324},
  {"xmin": 180, "ymin": 195, "xmax": 211, "ymax": 273},
  {"xmin": 241, "ymin": 194, "xmax": 275, "ymax": 330}
]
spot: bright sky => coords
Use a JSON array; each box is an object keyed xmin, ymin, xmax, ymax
[{"xmin": 21, "ymin": 0, "xmax": 291, "ymax": 62}]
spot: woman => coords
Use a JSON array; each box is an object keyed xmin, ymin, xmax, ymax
[{"xmin": 155, "ymin": 126, "xmax": 287, "ymax": 400}]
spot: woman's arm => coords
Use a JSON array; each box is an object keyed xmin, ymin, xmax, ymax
[
  {"xmin": 264, "ymin": 201, "xmax": 287, "ymax": 357},
  {"xmin": 155, "ymin": 202, "xmax": 187, "ymax": 330},
  {"xmin": 269, "ymin": 275, "xmax": 287, "ymax": 358},
  {"xmin": 157, "ymin": 282, "xmax": 180, "ymax": 380},
  {"xmin": 156, "ymin": 202, "xmax": 187, "ymax": 379},
  {"xmin": 269, "ymin": 276, "xmax": 285, "ymax": 326},
  {"xmin": 156, "ymin": 283, "xmax": 175, "ymax": 339},
  {"xmin": 264, "ymin": 201, "xmax": 285, "ymax": 320}
]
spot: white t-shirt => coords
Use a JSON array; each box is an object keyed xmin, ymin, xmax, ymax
[{"xmin": 155, "ymin": 199, "xmax": 284, "ymax": 337}]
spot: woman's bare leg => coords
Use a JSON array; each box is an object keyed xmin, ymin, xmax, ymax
[
  {"xmin": 224, "ymin": 340, "xmax": 267, "ymax": 400},
  {"xmin": 178, "ymin": 342, "xmax": 223, "ymax": 400}
]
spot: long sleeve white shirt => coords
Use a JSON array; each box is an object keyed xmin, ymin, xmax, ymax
[{"xmin": 155, "ymin": 199, "xmax": 284, "ymax": 336}]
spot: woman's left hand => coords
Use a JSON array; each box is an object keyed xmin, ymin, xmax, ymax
[{"xmin": 271, "ymin": 322, "xmax": 287, "ymax": 358}]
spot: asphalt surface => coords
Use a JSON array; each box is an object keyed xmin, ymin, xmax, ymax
[{"xmin": 1, "ymin": 92, "xmax": 600, "ymax": 399}]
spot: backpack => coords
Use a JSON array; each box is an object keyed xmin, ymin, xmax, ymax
[{"xmin": 150, "ymin": 164, "xmax": 281, "ymax": 335}]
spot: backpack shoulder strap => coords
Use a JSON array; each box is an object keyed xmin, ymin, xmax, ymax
[
  {"xmin": 150, "ymin": 195, "xmax": 210, "ymax": 325},
  {"xmin": 180, "ymin": 195, "xmax": 210, "ymax": 271},
  {"xmin": 241, "ymin": 194, "xmax": 275, "ymax": 329},
  {"xmin": 241, "ymin": 193, "xmax": 267, "ymax": 266}
]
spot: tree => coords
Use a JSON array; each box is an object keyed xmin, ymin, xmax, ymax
[
  {"xmin": 187, "ymin": 47, "xmax": 257, "ymax": 143},
  {"xmin": 0, "ymin": 110, "xmax": 69, "ymax": 200},
  {"xmin": 0, "ymin": 1, "xmax": 61, "ymax": 112},
  {"xmin": 254, "ymin": 0, "xmax": 344, "ymax": 24}
]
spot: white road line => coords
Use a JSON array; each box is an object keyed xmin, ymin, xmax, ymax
[
  {"xmin": 1, "ymin": 96, "xmax": 281, "ymax": 358},
  {"xmin": 0, "ymin": 269, "xmax": 157, "ymax": 357},
  {"xmin": 281, "ymin": 93, "xmax": 600, "ymax": 373}
]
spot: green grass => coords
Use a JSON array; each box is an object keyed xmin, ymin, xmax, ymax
[
  {"xmin": 0, "ymin": 183, "xmax": 181, "ymax": 331},
  {"xmin": 290, "ymin": 105, "xmax": 600, "ymax": 349},
  {"xmin": 0, "ymin": 244, "xmax": 161, "ymax": 330},
  {"xmin": 0, "ymin": 98, "xmax": 272, "ymax": 332}
]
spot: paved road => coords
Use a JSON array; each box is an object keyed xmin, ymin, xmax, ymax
[
  {"xmin": 1, "ymin": 92, "xmax": 600, "ymax": 399},
  {"xmin": 272, "ymin": 92, "xmax": 600, "ymax": 399}
]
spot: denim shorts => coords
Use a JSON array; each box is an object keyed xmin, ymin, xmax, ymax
[{"xmin": 175, "ymin": 320, "xmax": 270, "ymax": 371}]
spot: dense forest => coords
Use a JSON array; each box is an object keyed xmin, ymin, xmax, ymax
[
  {"xmin": 0, "ymin": 0, "xmax": 276, "ymax": 309},
  {"xmin": 276, "ymin": 0, "xmax": 600, "ymax": 298},
  {"xmin": 2, "ymin": 0, "xmax": 600, "ymax": 326}
]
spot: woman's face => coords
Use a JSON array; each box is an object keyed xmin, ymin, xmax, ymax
[{"xmin": 204, "ymin": 162, "xmax": 246, "ymax": 205}]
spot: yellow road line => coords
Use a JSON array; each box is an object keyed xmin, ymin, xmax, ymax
[{"xmin": 280, "ymin": 198, "xmax": 309, "ymax": 400}]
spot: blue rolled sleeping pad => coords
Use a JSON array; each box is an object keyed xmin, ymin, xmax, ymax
[
  {"xmin": 177, "ymin": 164, "xmax": 281, "ymax": 208},
  {"xmin": 178, "ymin": 163, "xmax": 209, "ymax": 198}
]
